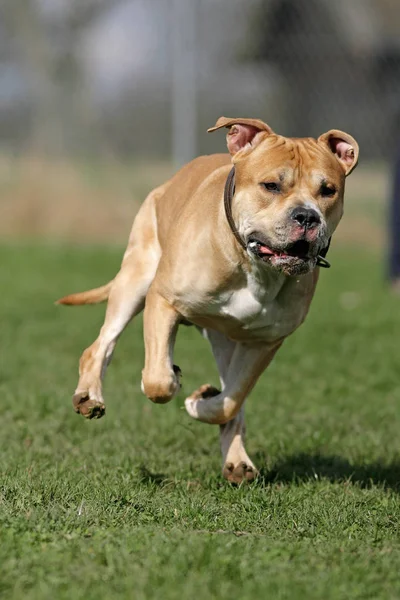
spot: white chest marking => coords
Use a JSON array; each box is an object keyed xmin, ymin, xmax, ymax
[
  {"xmin": 222, "ymin": 287, "xmax": 268, "ymax": 328},
  {"xmin": 217, "ymin": 271, "xmax": 307, "ymax": 338}
]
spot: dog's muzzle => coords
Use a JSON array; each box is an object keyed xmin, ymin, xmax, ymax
[{"xmin": 246, "ymin": 234, "xmax": 330, "ymax": 274}]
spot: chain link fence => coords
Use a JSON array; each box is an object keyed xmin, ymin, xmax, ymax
[{"xmin": 0, "ymin": 0, "xmax": 399, "ymax": 163}]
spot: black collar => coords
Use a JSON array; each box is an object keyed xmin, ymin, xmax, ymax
[{"xmin": 223, "ymin": 166, "xmax": 331, "ymax": 269}]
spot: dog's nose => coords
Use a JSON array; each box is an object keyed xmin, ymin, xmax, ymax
[{"xmin": 291, "ymin": 206, "xmax": 320, "ymax": 229}]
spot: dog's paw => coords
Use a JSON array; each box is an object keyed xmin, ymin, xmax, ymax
[
  {"xmin": 223, "ymin": 461, "xmax": 258, "ymax": 484},
  {"xmin": 141, "ymin": 365, "xmax": 182, "ymax": 404},
  {"xmin": 72, "ymin": 391, "xmax": 105, "ymax": 419},
  {"xmin": 184, "ymin": 383, "xmax": 221, "ymax": 421}
]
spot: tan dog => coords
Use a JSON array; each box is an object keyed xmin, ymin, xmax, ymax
[{"xmin": 58, "ymin": 117, "xmax": 359, "ymax": 483}]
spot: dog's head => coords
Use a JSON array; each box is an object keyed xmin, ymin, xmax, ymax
[{"xmin": 209, "ymin": 117, "xmax": 359, "ymax": 276}]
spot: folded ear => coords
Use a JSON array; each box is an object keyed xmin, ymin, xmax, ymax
[
  {"xmin": 208, "ymin": 116, "xmax": 273, "ymax": 156},
  {"xmin": 318, "ymin": 129, "xmax": 359, "ymax": 176}
]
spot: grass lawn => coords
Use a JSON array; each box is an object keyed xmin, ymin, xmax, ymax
[{"xmin": 1, "ymin": 243, "xmax": 400, "ymax": 599}]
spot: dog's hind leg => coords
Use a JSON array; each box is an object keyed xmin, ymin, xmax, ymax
[
  {"xmin": 185, "ymin": 339, "xmax": 279, "ymax": 425},
  {"xmin": 72, "ymin": 193, "xmax": 162, "ymax": 419},
  {"xmin": 73, "ymin": 260, "xmax": 156, "ymax": 418},
  {"xmin": 185, "ymin": 335, "xmax": 281, "ymax": 482},
  {"xmin": 219, "ymin": 408, "xmax": 255, "ymax": 483},
  {"xmin": 202, "ymin": 330, "xmax": 258, "ymax": 483}
]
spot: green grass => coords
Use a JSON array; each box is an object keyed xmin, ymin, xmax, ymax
[{"xmin": 1, "ymin": 243, "xmax": 400, "ymax": 599}]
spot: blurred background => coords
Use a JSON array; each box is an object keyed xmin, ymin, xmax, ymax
[{"xmin": 0, "ymin": 0, "xmax": 399, "ymax": 246}]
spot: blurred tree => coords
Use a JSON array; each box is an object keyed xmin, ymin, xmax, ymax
[{"xmin": 243, "ymin": 0, "xmax": 399, "ymax": 156}]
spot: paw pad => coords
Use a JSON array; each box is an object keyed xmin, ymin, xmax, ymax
[
  {"xmin": 72, "ymin": 393, "xmax": 105, "ymax": 419},
  {"xmin": 223, "ymin": 461, "xmax": 257, "ymax": 484}
]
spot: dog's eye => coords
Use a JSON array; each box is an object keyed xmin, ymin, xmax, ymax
[
  {"xmin": 320, "ymin": 184, "xmax": 336, "ymax": 197},
  {"xmin": 262, "ymin": 182, "xmax": 280, "ymax": 192}
]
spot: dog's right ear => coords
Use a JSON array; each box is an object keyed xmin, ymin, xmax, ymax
[{"xmin": 208, "ymin": 116, "xmax": 273, "ymax": 157}]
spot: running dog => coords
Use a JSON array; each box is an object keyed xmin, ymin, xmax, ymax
[{"xmin": 57, "ymin": 116, "xmax": 358, "ymax": 483}]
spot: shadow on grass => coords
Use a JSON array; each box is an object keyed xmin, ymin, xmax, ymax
[
  {"xmin": 138, "ymin": 465, "xmax": 168, "ymax": 486},
  {"xmin": 256, "ymin": 453, "xmax": 400, "ymax": 492}
]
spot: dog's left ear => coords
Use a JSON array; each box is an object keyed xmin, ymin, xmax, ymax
[
  {"xmin": 318, "ymin": 129, "xmax": 359, "ymax": 176},
  {"xmin": 208, "ymin": 116, "xmax": 273, "ymax": 157}
]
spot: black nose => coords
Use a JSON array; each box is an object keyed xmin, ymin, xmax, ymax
[{"xmin": 291, "ymin": 206, "xmax": 320, "ymax": 228}]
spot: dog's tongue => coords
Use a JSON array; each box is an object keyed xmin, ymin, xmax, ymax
[
  {"xmin": 258, "ymin": 244, "xmax": 290, "ymax": 259},
  {"xmin": 258, "ymin": 244, "xmax": 274, "ymax": 256}
]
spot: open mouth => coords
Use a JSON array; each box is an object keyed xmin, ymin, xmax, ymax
[{"xmin": 247, "ymin": 237, "xmax": 312, "ymax": 261}]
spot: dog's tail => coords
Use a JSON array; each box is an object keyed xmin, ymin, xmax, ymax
[{"xmin": 56, "ymin": 280, "xmax": 113, "ymax": 306}]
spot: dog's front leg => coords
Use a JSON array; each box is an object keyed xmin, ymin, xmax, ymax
[
  {"xmin": 185, "ymin": 341, "xmax": 281, "ymax": 425},
  {"xmin": 141, "ymin": 290, "xmax": 181, "ymax": 404},
  {"xmin": 203, "ymin": 330, "xmax": 257, "ymax": 482}
]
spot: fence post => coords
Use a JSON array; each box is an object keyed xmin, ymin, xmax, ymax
[{"xmin": 171, "ymin": 0, "xmax": 197, "ymax": 169}]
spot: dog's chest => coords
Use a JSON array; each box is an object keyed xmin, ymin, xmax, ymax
[{"xmin": 215, "ymin": 272, "xmax": 309, "ymax": 339}]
